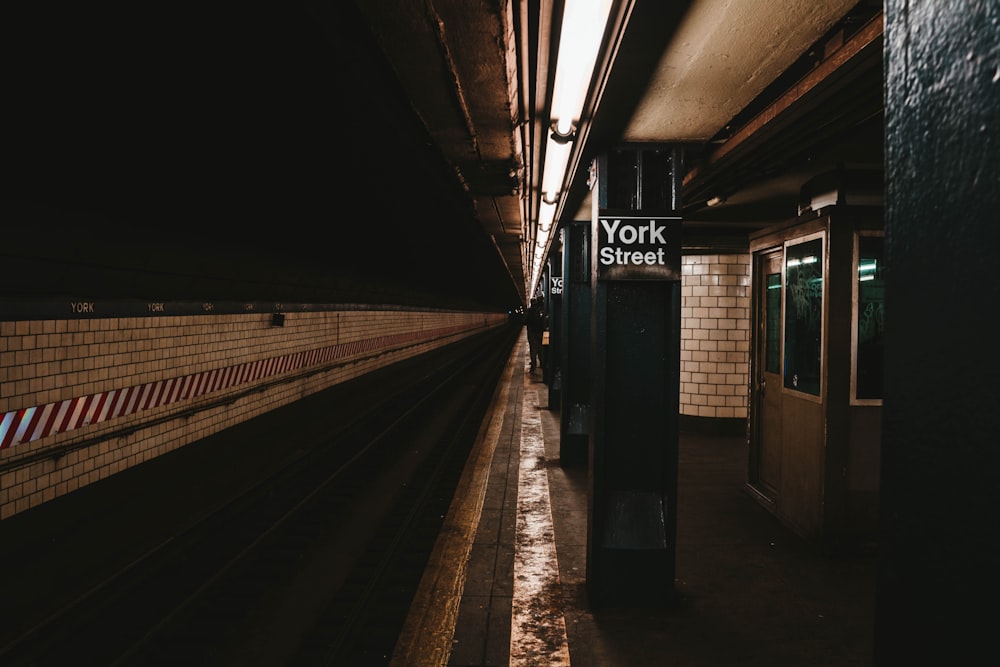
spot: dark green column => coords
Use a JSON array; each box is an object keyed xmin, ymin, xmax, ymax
[
  {"xmin": 559, "ymin": 220, "xmax": 591, "ymax": 468},
  {"xmin": 587, "ymin": 146, "xmax": 683, "ymax": 607},
  {"xmin": 546, "ymin": 244, "xmax": 563, "ymax": 410},
  {"xmin": 878, "ymin": 2, "xmax": 1000, "ymax": 663}
]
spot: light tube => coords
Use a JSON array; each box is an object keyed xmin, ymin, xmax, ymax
[
  {"xmin": 541, "ymin": 135, "xmax": 572, "ymax": 201},
  {"xmin": 549, "ymin": 0, "xmax": 615, "ymax": 134}
]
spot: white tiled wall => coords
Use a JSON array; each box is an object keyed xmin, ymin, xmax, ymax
[
  {"xmin": 0, "ymin": 309, "xmax": 505, "ymax": 520},
  {"xmin": 680, "ymin": 254, "xmax": 751, "ymax": 420}
]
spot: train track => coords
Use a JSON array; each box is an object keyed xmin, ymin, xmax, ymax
[{"xmin": 0, "ymin": 325, "xmax": 519, "ymax": 666}]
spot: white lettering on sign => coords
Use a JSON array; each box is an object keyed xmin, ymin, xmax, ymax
[
  {"xmin": 600, "ymin": 218, "xmax": 667, "ymax": 245},
  {"xmin": 71, "ymin": 302, "xmax": 95, "ymax": 313},
  {"xmin": 599, "ymin": 246, "xmax": 666, "ymax": 266},
  {"xmin": 598, "ymin": 218, "xmax": 669, "ymax": 267},
  {"xmin": 148, "ymin": 302, "xmax": 165, "ymax": 313},
  {"xmin": 550, "ymin": 276, "xmax": 563, "ymax": 295}
]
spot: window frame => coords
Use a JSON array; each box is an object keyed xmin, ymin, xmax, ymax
[
  {"xmin": 851, "ymin": 230, "xmax": 885, "ymax": 406},
  {"xmin": 781, "ymin": 230, "xmax": 826, "ymax": 403}
]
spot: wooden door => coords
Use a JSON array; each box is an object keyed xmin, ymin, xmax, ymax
[{"xmin": 750, "ymin": 249, "xmax": 783, "ymax": 498}]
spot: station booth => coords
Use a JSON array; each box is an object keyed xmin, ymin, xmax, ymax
[{"xmin": 746, "ymin": 170, "xmax": 884, "ymax": 552}]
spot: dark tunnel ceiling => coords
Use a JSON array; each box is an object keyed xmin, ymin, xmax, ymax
[
  {"xmin": 2, "ymin": 2, "xmax": 523, "ymax": 312},
  {"xmin": 2, "ymin": 1, "xmax": 885, "ymax": 313}
]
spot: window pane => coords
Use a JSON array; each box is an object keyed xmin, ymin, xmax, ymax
[
  {"xmin": 765, "ymin": 272, "xmax": 781, "ymax": 374},
  {"xmin": 856, "ymin": 235, "xmax": 885, "ymax": 400},
  {"xmin": 783, "ymin": 237, "xmax": 823, "ymax": 395}
]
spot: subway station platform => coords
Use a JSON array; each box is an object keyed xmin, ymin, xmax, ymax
[
  {"xmin": 394, "ymin": 332, "xmax": 877, "ymax": 667},
  {"xmin": 0, "ymin": 328, "xmax": 877, "ymax": 666}
]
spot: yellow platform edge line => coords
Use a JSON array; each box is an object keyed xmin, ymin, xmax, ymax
[{"xmin": 389, "ymin": 336, "xmax": 523, "ymax": 666}]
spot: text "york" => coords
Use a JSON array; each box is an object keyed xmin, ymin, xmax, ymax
[{"xmin": 600, "ymin": 219, "xmax": 667, "ymax": 244}]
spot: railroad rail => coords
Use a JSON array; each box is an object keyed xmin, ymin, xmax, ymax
[{"xmin": 0, "ymin": 325, "xmax": 520, "ymax": 666}]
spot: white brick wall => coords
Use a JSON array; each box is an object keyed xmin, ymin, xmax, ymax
[
  {"xmin": 1, "ymin": 309, "xmax": 505, "ymax": 520},
  {"xmin": 680, "ymin": 254, "xmax": 751, "ymax": 420}
]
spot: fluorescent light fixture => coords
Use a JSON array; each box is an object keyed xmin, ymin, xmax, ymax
[
  {"xmin": 549, "ymin": 0, "xmax": 614, "ymax": 135},
  {"xmin": 528, "ymin": 201, "xmax": 557, "ymax": 297},
  {"xmin": 529, "ymin": 0, "xmax": 615, "ymax": 298},
  {"xmin": 538, "ymin": 200, "xmax": 556, "ymax": 232},
  {"xmin": 541, "ymin": 136, "xmax": 572, "ymax": 202}
]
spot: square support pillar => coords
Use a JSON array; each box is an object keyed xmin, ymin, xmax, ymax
[
  {"xmin": 586, "ymin": 146, "xmax": 683, "ymax": 607},
  {"xmin": 546, "ymin": 246, "xmax": 563, "ymax": 410},
  {"xmin": 559, "ymin": 220, "xmax": 591, "ymax": 468}
]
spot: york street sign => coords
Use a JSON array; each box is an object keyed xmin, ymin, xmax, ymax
[{"xmin": 595, "ymin": 215, "xmax": 681, "ymax": 280}]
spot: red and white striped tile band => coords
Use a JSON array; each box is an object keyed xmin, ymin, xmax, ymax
[{"xmin": 1, "ymin": 324, "xmax": 468, "ymax": 450}]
